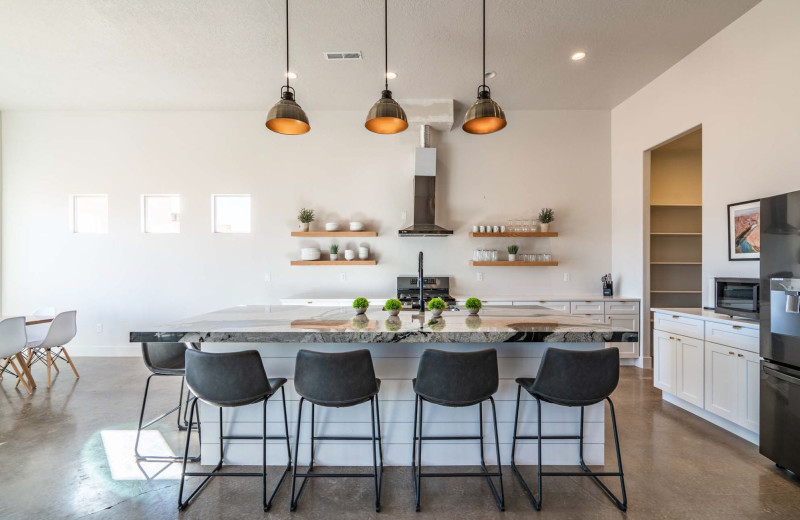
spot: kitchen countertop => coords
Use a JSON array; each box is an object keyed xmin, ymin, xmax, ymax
[
  {"xmin": 651, "ymin": 307, "xmax": 760, "ymax": 329},
  {"xmin": 281, "ymin": 294, "xmax": 640, "ymax": 304},
  {"xmin": 130, "ymin": 305, "xmax": 639, "ymax": 344}
]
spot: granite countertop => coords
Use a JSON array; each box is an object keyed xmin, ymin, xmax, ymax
[
  {"xmin": 281, "ymin": 294, "xmax": 640, "ymax": 303},
  {"xmin": 651, "ymin": 307, "xmax": 760, "ymax": 328},
  {"xmin": 130, "ymin": 305, "xmax": 639, "ymax": 344}
]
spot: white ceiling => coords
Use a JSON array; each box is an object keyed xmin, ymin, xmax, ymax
[{"xmin": 0, "ymin": 0, "xmax": 760, "ymax": 111}]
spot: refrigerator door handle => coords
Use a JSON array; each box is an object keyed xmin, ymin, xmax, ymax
[{"xmin": 763, "ymin": 366, "xmax": 800, "ymax": 385}]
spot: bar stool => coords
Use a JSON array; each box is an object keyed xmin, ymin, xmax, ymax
[
  {"xmin": 289, "ymin": 349, "xmax": 382, "ymax": 512},
  {"xmin": 135, "ymin": 342, "xmax": 197, "ymax": 462},
  {"xmin": 411, "ymin": 348, "xmax": 504, "ymax": 512},
  {"xmin": 511, "ymin": 347, "xmax": 627, "ymax": 511},
  {"xmin": 178, "ymin": 349, "xmax": 292, "ymax": 512}
]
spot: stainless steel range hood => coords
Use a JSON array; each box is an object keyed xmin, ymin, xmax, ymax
[{"xmin": 399, "ymin": 126, "xmax": 453, "ymax": 237}]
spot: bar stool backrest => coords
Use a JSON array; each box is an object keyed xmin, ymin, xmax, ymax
[
  {"xmin": 141, "ymin": 342, "xmax": 189, "ymax": 373},
  {"xmin": 39, "ymin": 311, "xmax": 77, "ymax": 349},
  {"xmin": 185, "ymin": 349, "xmax": 271, "ymax": 407},
  {"xmin": 531, "ymin": 347, "xmax": 620, "ymax": 406},
  {"xmin": 415, "ymin": 348, "xmax": 499, "ymax": 406},
  {"xmin": 0, "ymin": 317, "xmax": 27, "ymax": 359},
  {"xmin": 294, "ymin": 349, "xmax": 378, "ymax": 407}
]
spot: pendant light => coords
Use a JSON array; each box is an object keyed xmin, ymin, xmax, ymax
[
  {"xmin": 365, "ymin": 0, "xmax": 408, "ymax": 134},
  {"xmin": 462, "ymin": 0, "xmax": 506, "ymax": 134},
  {"xmin": 266, "ymin": 0, "xmax": 310, "ymax": 135}
]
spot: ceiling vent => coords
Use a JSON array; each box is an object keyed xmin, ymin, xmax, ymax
[{"xmin": 324, "ymin": 51, "xmax": 362, "ymax": 61}]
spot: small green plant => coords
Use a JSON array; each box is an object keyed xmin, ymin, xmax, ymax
[
  {"xmin": 353, "ymin": 297, "xmax": 370, "ymax": 310},
  {"xmin": 538, "ymin": 208, "xmax": 554, "ymax": 224},
  {"xmin": 507, "ymin": 245, "xmax": 519, "ymax": 254},
  {"xmin": 297, "ymin": 208, "xmax": 315, "ymax": 224},
  {"xmin": 427, "ymin": 297, "xmax": 446, "ymax": 311},
  {"xmin": 329, "ymin": 244, "xmax": 339, "ymax": 254},
  {"xmin": 384, "ymin": 298, "xmax": 402, "ymax": 311},
  {"xmin": 465, "ymin": 297, "xmax": 483, "ymax": 311}
]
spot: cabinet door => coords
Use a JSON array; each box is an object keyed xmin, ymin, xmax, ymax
[
  {"xmin": 606, "ymin": 315, "xmax": 639, "ymax": 358},
  {"xmin": 675, "ymin": 335, "xmax": 704, "ymax": 407},
  {"xmin": 704, "ymin": 342, "xmax": 739, "ymax": 422},
  {"xmin": 737, "ymin": 350, "xmax": 760, "ymax": 433},
  {"xmin": 653, "ymin": 330, "xmax": 677, "ymax": 393}
]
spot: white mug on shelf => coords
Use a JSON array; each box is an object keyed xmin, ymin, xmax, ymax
[
  {"xmin": 479, "ymin": 226, "xmax": 486, "ymax": 233},
  {"xmin": 344, "ymin": 249, "xmax": 356, "ymax": 261},
  {"xmin": 493, "ymin": 226, "xmax": 500, "ymax": 233},
  {"xmin": 358, "ymin": 246, "xmax": 369, "ymax": 260},
  {"xmin": 472, "ymin": 225, "xmax": 478, "ymax": 232}
]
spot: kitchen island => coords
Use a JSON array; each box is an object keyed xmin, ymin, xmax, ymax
[{"xmin": 131, "ymin": 305, "xmax": 638, "ymax": 466}]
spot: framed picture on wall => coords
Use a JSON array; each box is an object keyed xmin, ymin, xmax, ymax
[{"xmin": 728, "ymin": 199, "xmax": 760, "ymax": 261}]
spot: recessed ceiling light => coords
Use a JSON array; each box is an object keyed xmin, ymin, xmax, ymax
[
  {"xmin": 285, "ymin": 71, "xmax": 297, "ymax": 79},
  {"xmin": 385, "ymin": 72, "xmax": 397, "ymax": 80},
  {"xmin": 484, "ymin": 71, "xmax": 497, "ymax": 79},
  {"xmin": 571, "ymin": 51, "xmax": 586, "ymax": 61}
]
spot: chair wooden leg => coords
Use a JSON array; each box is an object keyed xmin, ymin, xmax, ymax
[
  {"xmin": 46, "ymin": 349, "xmax": 52, "ymax": 388},
  {"xmin": 9, "ymin": 358, "xmax": 32, "ymax": 394},
  {"xmin": 14, "ymin": 352, "xmax": 36, "ymax": 389},
  {"xmin": 0, "ymin": 358, "xmax": 10, "ymax": 381},
  {"xmin": 60, "ymin": 348, "xmax": 80, "ymax": 379}
]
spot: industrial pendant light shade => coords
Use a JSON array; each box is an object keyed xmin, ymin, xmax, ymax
[
  {"xmin": 266, "ymin": 0, "xmax": 310, "ymax": 135},
  {"xmin": 266, "ymin": 86, "xmax": 310, "ymax": 135},
  {"xmin": 365, "ymin": 0, "xmax": 407, "ymax": 134},
  {"xmin": 462, "ymin": 0, "xmax": 506, "ymax": 135}
]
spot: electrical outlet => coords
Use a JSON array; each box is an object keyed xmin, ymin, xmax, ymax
[
  {"xmin": 563, "ymin": 272, "xmax": 570, "ymax": 282},
  {"xmin": 477, "ymin": 272, "xmax": 483, "ymax": 282},
  {"xmin": 340, "ymin": 272, "xmax": 347, "ymax": 281},
  {"xmin": 96, "ymin": 324, "xmax": 103, "ymax": 333},
  {"xmin": 264, "ymin": 272, "xmax": 271, "ymax": 282},
  {"xmin": 401, "ymin": 210, "xmax": 407, "ymax": 223}
]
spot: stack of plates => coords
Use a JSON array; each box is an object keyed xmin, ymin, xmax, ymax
[
  {"xmin": 300, "ymin": 247, "xmax": 321, "ymax": 261},
  {"xmin": 349, "ymin": 221, "xmax": 365, "ymax": 231},
  {"xmin": 325, "ymin": 222, "xmax": 340, "ymax": 231}
]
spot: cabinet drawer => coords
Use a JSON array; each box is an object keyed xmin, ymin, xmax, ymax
[
  {"xmin": 578, "ymin": 314, "xmax": 606, "ymax": 324},
  {"xmin": 524, "ymin": 301, "xmax": 570, "ymax": 313},
  {"xmin": 705, "ymin": 321, "xmax": 759, "ymax": 354},
  {"xmin": 571, "ymin": 301, "xmax": 605, "ymax": 314},
  {"xmin": 653, "ymin": 312, "xmax": 704, "ymax": 340},
  {"xmin": 605, "ymin": 301, "xmax": 640, "ymax": 315}
]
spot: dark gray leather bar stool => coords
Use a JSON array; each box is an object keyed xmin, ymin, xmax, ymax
[
  {"xmin": 511, "ymin": 347, "xmax": 627, "ymax": 511},
  {"xmin": 178, "ymin": 349, "xmax": 292, "ymax": 512},
  {"xmin": 290, "ymin": 349, "xmax": 383, "ymax": 512},
  {"xmin": 135, "ymin": 342, "xmax": 197, "ymax": 462},
  {"xmin": 412, "ymin": 348, "xmax": 504, "ymax": 512}
]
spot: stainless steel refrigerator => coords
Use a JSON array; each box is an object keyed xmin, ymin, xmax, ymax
[{"xmin": 760, "ymin": 189, "xmax": 800, "ymax": 473}]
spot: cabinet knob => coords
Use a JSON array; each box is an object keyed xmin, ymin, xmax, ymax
[
  {"xmin": 732, "ymin": 325, "xmax": 742, "ymax": 330},
  {"xmin": 729, "ymin": 351, "xmax": 735, "ymax": 355},
  {"xmin": 672, "ymin": 315, "xmax": 679, "ymax": 319},
  {"xmin": 738, "ymin": 354, "xmax": 744, "ymax": 357},
  {"xmin": 669, "ymin": 336, "xmax": 675, "ymax": 340}
]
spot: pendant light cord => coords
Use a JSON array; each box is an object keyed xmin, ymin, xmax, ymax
[
  {"xmin": 384, "ymin": 0, "xmax": 389, "ymax": 91},
  {"xmin": 285, "ymin": 0, "xmax": 290, "ymax": 90},
  {"xmin": 481, "ymin": 0, "xmax": 487, "ymax": 90}
]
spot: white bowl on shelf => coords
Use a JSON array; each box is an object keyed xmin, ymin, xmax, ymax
[
  {"xmin": 325, "ymin": 222, "xmax": 340, "ymax": 231},
  {"xmin": 344, "ymin": 249, "xmax": 356, "ymax": 261},
  {"xmin": 349, "ymin": 221, "xmax": 365, "ymax": 231},
  {"xmin": 300, "ymin": 247, "xmax": 321, "ymax": 261}
]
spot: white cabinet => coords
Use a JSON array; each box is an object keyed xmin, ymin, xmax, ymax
[
  {"xmin": 704, "ymin": 342, "xmax": 740, "ymax": 422},
  {"xmin": 653, "ymin": 330, "xmax": 703, "ymax": 406},
  {"xmin": 606, "ymin": 314, "xmax": 640, "ymax": 358},
  {"xmin": 571, "ymin": 301, "xmax": 605, "ymax": 314},
  {"xmin": 739, "ymin": 350, "xmax": 760, "ymax": 433}
]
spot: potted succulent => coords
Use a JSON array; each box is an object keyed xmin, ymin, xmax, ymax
[
  {"xmin": 538, "ymin": 208, "xmax": 554, "ymax": 232},
  {"xmin": 465, "ymin": 297, "xmax": 483, "ymax": 315},
  {"xmin": 297, "ymin": 208, "xmax": 315, "ymax": 232},
  {"xmin": 329, "ymin": 244, "xmax": 339, "ymax": 261},
  {"xmin": 507, "ymin": 245, "xmax": 519, "ymax": 262},
  {"xmin": 427, "ymin": 297, "xmax": 447, "ymax": 317},
  {"xmin": 385, "ymin": 316, "xmax": 402, "ymax": 332},
  {"xmin": 353, "ymin": 297, "xmax": 370, "ymax": 315},
  {"xmin": 384, "ymin": 298, "xmax": 402, "ymax": 317}
]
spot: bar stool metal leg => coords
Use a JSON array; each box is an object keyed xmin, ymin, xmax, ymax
[{"xmin": 135, "ymin": 373, "xmax": 199, "ymax": 462}]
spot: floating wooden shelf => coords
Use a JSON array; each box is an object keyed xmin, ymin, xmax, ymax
[
  {"xmin": 650, "ymin": 262, "xmax": 702, "ymax": 265},
  {"xmin": 650, "ymin": 203, "xmax": 702, "ymax": 207},
  {"xmin": 650, "ymin": 232, "xmax": 702, "ymax": 236},
  {"xmin": 291, "ymin": 231, "xmax": 377, "ymax": 237},
  {"xmin": 291, "ymin": 260, "xmax": 377, "ymax": 266},
  {"xmin": 469, "ymin": 232, "xmax": 558, "ymax": 238},
  {"xmin": 470, "ymin": 261, "xmax": 559, "ymax": 267},
  {"xmin": 650, "ymin": 290, "xmax": 702, "ymax": 294}
]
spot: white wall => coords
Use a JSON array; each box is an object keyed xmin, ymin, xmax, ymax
[
  {"xmin": 611, "ymin": 0, "xmax": 800, "ymax": 364},
  {"xmin": 1, "ymin": 109, "xmax": 610, "ymax": 353}
]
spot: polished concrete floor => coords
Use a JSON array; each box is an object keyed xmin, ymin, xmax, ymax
[{"xmin": 1, "ymin": 359, "xmax": 799, "ymax": 519}]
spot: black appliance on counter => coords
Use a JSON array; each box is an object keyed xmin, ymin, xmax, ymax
[
  {"xmin": 715, "ymin": 277, "xmax": 760, "ymax": 319},
  {"xmin": 396, "ymin": 276, "xmax": 456, "ymax": 310},
  {"xmin": 759, "ymin": 189, "xmax": 800, "ymax": 474}
]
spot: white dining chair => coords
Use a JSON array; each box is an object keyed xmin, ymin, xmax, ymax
[
  {"xmin": 22, "ymin": 307, "xmax": 58, "ymax": 375},
  {"xmin": 22, "ymin": 310, "xmax": 79, "ymax": 388},
  {"xmin": 0, "ymin": 316, "xmax": 33, "ymax": 393}
]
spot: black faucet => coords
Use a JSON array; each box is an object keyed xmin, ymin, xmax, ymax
[{"xmin": 418, "ymin": 251, "xmax": 424, "ymax": 311}]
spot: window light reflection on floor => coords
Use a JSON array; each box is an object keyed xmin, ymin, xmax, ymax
[{"xmin": 100, "ymin": 430, "xmax": 183, "ymax": 481}]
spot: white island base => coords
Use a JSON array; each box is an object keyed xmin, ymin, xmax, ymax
[{"xmin": 198, "ymin": 341, "xmax": 607, "ymax": 467}]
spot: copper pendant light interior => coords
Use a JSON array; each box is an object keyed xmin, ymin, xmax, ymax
[{"xmin": 365, "ymin": 0, "xmax": 407, "ymax": 134}]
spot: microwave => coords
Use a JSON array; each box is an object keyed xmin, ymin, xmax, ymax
[{"xmin": 715, "ymin": 277, "xmax": 760, "ymax": 319}]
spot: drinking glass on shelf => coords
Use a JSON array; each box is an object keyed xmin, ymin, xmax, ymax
[
  {"xmin": 544, "ymin": 253, "xmax": 552, "ymax": 262},
  {"xmin": 492, "ymin": 250, "xmax": 498, "ymax": 261}
]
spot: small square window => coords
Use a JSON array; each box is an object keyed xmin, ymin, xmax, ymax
[
  {"xmin": 71, "ymin": 195, "xmax": 108, "ymax": 234},
  {"xmin": 142, "ymin": 195, "xmax": 180, "ymax": 233},
  {"xmin": 212, "ymin": 195, "xmax": 251, "ymax": 233}
]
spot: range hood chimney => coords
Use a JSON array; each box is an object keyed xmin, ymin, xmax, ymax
[{"xmin": 398, "ymin": 125, "xmax": 453, "ymax": 237}]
